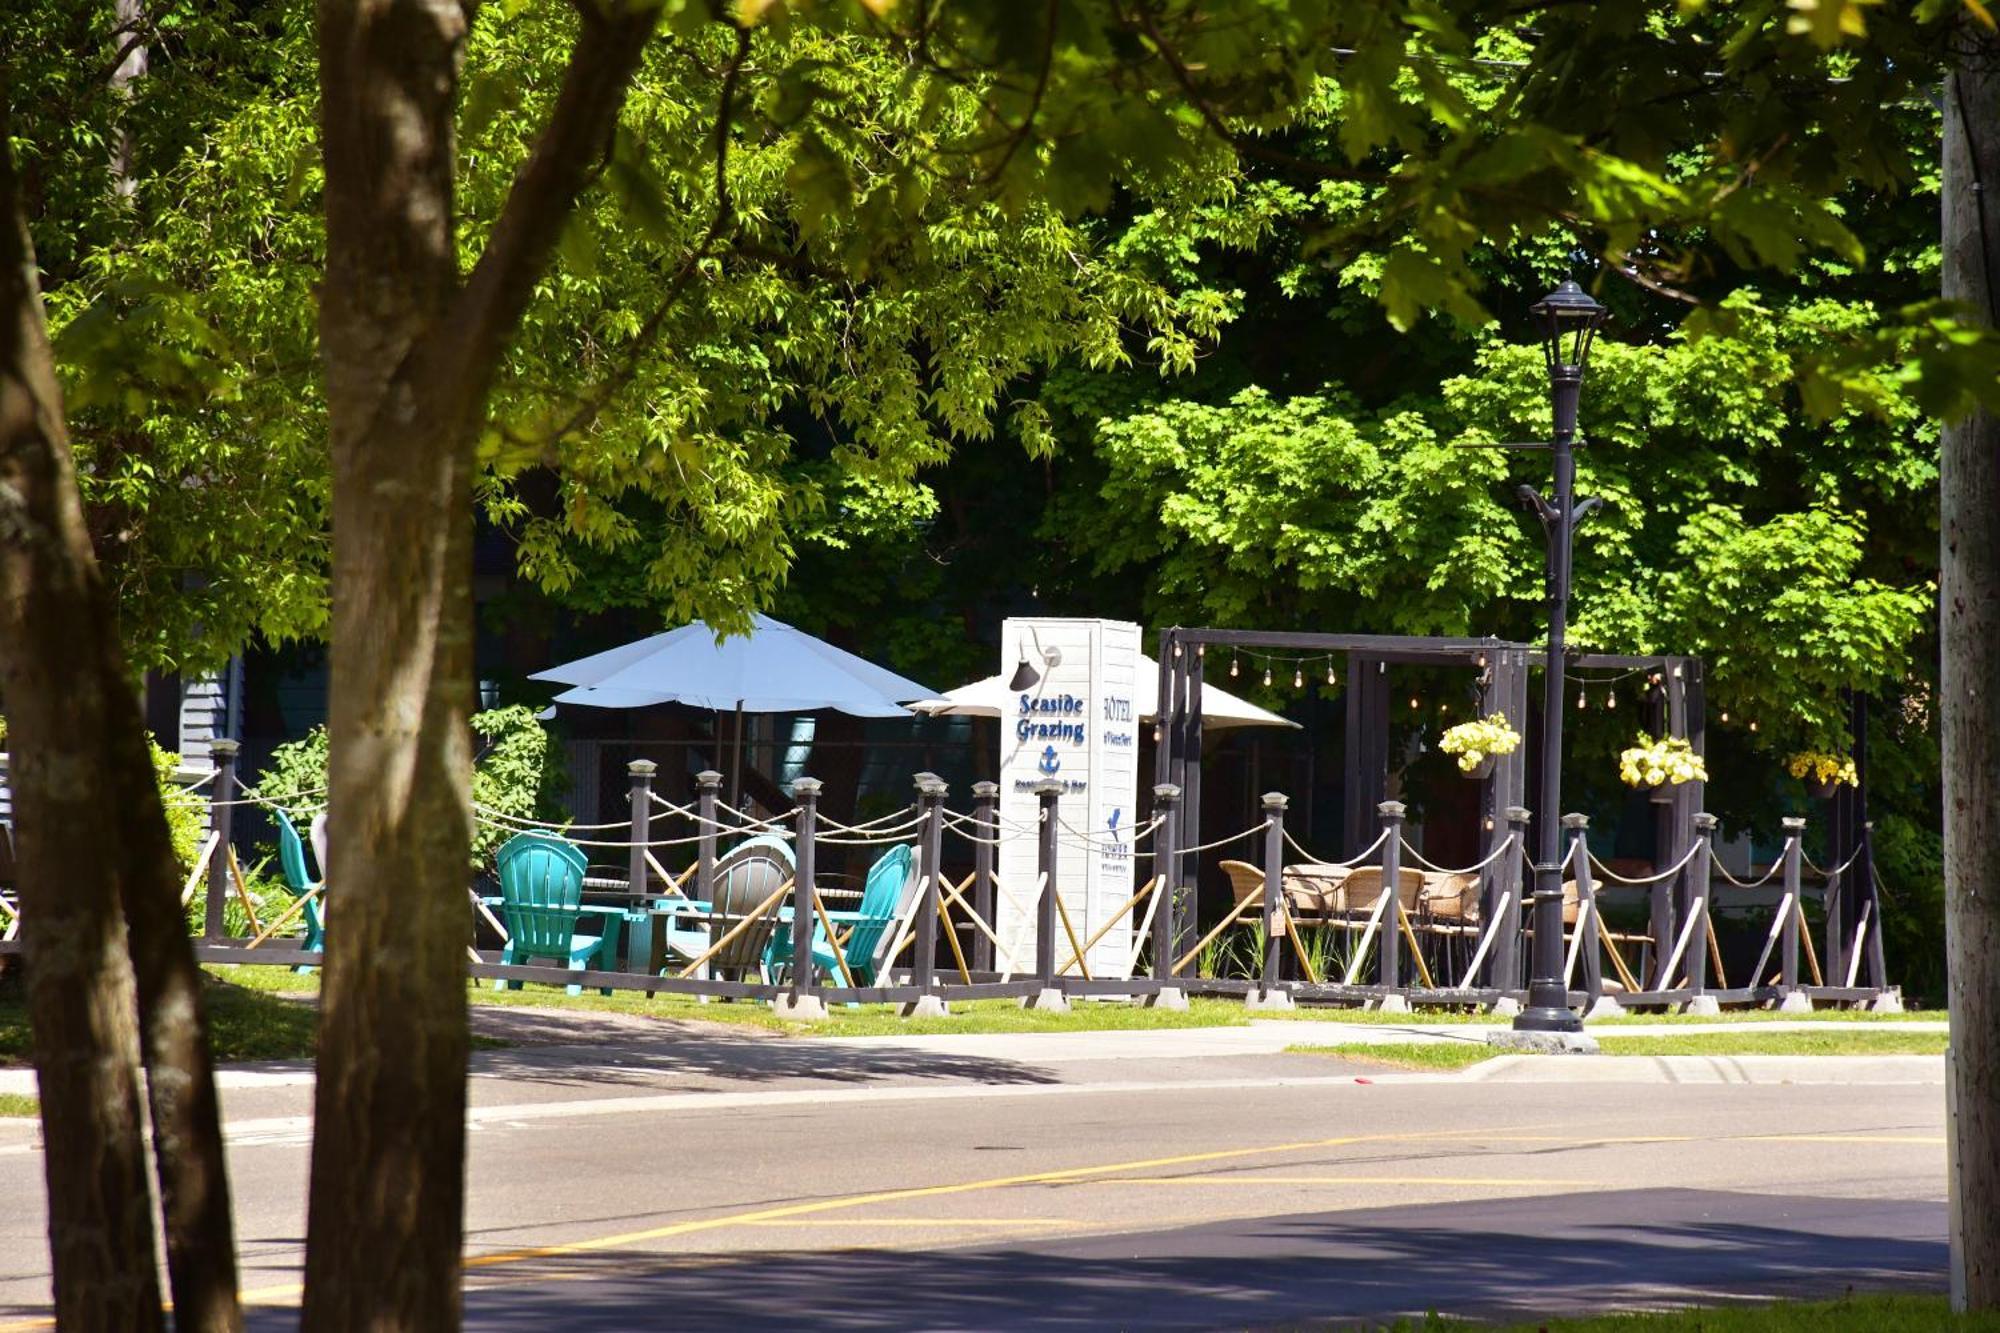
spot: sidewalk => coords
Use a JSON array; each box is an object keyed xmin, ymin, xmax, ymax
[{"xmin": 0, "ymin": 1013, "xmax": 1947, "ymax": 1101}]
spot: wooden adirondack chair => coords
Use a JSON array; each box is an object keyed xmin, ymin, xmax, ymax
[
  {"xmin": 764, "ymin": 843, "xmax": 912, "ymax": 986},
  {"xmin": 699, "ymin": 835, "xmax": 793, "ymax": 982},
  {"xmin": 494, "ymin": 831, "xmax": 618, "ymax": 996},
  {"xmin": 273, "ymin": 809, "xmax": 327, "ymax": 969}
]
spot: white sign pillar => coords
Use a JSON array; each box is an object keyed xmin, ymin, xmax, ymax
[{"xmin": 995, "ymin": 618, "xmax": 1142, "ymax": 978}]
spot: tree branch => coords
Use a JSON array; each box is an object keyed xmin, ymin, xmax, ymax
[
  {"xmin": 439, "ymin": 0, "xmax": 669, "ymax": 393},
  {"xmin": 539, "ymin": 21, "xmax": 753, "ymax": 448},
  {"xmin": 1127, "ymin": 3, "xmax": 1386, "ymax": 184},
  {"xmin": 977, "ymin": 0, "xmax": 1059, "ymax": 185}
]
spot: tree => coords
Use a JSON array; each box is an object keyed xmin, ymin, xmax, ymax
[
  {"xmin": 1939, "ymin": 11, "xmax": 2000, "ymax": 1309},
  {"xmin": 11, "ymin": 0, "xmax": 2000, "ymax": 1323},
  {"xmin": 0, "ymin": 96, "xmax": 241, "ymax": 1330},
  {"xmin": 16, "ymin": 0, "xmax": 330, "ymax": 677}
]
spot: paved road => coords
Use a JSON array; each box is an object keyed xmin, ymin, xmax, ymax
[{"xmin": 0, "ymin": 1012, "xmax": 1950, "ymax": 1329}]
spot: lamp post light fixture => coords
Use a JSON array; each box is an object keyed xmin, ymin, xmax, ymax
[{"xmin": 1515, "ymin": 279, "xmax": 1607, "ymax": 1034}]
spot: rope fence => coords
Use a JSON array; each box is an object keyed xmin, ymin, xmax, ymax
[
  {"xmin": 1396, "ymin": 833, "xmax": 1520, "ymax": 878},
  {"xmin": 1171, "ymin": 819, "xmax": 1272, "ymax": 859},
  {"xmin": 1802, "ymin": 844, "xmax": 1868, "ymax": 881},
  {"xmin": 1279, "ymin": 825, "xmax": 1391, "ymax": 871},
  {"xmin": 1711, "ymin": 848, "xmax": 1787, "ymax": 890},
  {"xmin": 31, "ymin": 743, "xmax": 1900, "ymax": 1013},
  {"xmin": 1585, "ymin": 838, "xmax": 1703, "ymax": 887}
]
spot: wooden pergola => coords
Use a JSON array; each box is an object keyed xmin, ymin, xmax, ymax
[{"xmin": 1151, "ymin": 627, "xmax": 1708, "ymax": 991}]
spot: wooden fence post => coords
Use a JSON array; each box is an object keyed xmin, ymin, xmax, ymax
[
  {"xmin": 1376, "ymin": 801, "xmax": 1406, "ymax": 994},
  {"xmin": 206, "ymin": 739, "xmax": 239, "ymax": 940},
  {"xmin": 695, "ymin": 769, "xmax": 721, "ymax": 903},
  {"xmin": 775, "ymin": 778, "xmax": 827, "ymax": 1020},
  {"xmin": 971, "ymin": 780, "xmax": 998, "ymax": 974},
  {"xmin": 1564, "ymin": 813, "xmax": 1602, "ymax": 1003},
  {"xmin": 1251, "ymin": 792, "xmax": 1292, "ymax": 1010},
  {"xmin": 904, "ymin": 773, "xmax": 949, "ymax": 1017},
  {"xmin": 1025, "ymin": 779, "xmax": 1068, "ymax": 1012},
  {"xmin": 1146, "ymin": 783, "xmax": 1187, "ymax": 1010}
]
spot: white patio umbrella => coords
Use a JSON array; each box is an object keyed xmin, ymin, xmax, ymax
[
  {"xmin": 909, "ymin": 654, "xmax": 1299, "ymax": 731},
  {"xmin": 532, "ymin": 613, "xmax": 934, "ymax": 805}
]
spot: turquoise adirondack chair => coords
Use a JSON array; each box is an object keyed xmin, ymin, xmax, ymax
[
  {"xmin": 764, "ymin": 843, "xmax": 912, "ymax": 986},
  {"xmin": 494, "ymin": 831, "xmax": 618, "ymax": 996},
  {"xmin": 498, "ymin": 829, "xmax": 587, "ymax": 877},
  {"xmin": 272, "ymin": 809, "xmax": 327, "ymax": 970}
]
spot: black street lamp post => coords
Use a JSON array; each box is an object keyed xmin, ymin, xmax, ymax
[{"xmin": 1514, "ymin": 279, "xmax": 1606, "ymax": 1034}]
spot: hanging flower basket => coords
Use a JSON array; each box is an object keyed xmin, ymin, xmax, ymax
[
  {"xmin": 1787, "ymin": 751, "xmax": 1857, "ymax": 801},
  {"xmin": 1619, "ymin": 733, "xmax": 1707, "ymax": 803},
  {"xmin": 1438, "ymin": 714, "xmax": 1520, "ymax": 781}
]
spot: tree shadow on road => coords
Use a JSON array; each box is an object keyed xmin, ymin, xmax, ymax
[
  {"xmin": 251, "ymin": 1188, "xmax": 1944, "ymax": 1332},
  {"xmin": 467, "ymin": 1029, "xmax": 1063, "ymax": 1090}
]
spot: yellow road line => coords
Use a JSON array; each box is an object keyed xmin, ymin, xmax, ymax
[
  {"xmin": 461, "ymin": 1124, "xmax": 1546, "ymax": 1270},
  {"xmin": 1454, "ymin": 1132, "xmax": 1943, "ymax": 1147},
  {"xmin": 1748, "ymin": 1134, "xmax": 1945, "ymax": 1145},
  {"xmin": 1095, "ymin": 1174, "xmax": 1590, "ymax": 1188},
  {"xmin": 718, "ymin": 1217, "xmax": 1073, "ymax": 1228},
  {"xmin": 0, "ymin": 1120, "xmax": 1935, "ymax": 1327}
]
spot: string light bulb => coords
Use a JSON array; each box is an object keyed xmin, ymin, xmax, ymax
[
  {"xmin": 1719, "ymin": 710, "xmax": 1729, "ymax": 724},
  {"xmin": 1230, "ymin": 654, "xmax": 1239, "ymax": 679},
  {"xmin": 1293, "ymin": 666, "xmax": 1304, "ymax": 689},
  {"xmin": 1606, "ymin": 689, "xmax": 1617, "ymax": 709},
  {"xmin": 1325, "ymin": 661, "xmax": 1336, "ymax": 686},
  {"xmin": 1263, "ymin": 666, "xmax": 1272, "ymax": 688},
  {"xmin": 1409, "ymin": 696, "xmax": 1420, "ymax": 710},
  {"xmin": 1749, "ymin": 719, "xmax": 1759, "ymax": 733},
  {"xmin": 1576, "ymin": 688, "xmax": 1587, "ymax": 711}
]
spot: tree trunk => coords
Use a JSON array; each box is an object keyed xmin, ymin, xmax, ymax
[
  {"xmin": 103, "ymin": 6, "xmax": 250, "ymax": 1322},
  {"xmin": 303, "ymin": 3, "xmax": 475, "ymax": 1327},
  {"xmin": 119, "ymin": 765, "xmax": 246, "ymax": 1332},
  {"xmin": 1942, "ymin": 19, "xmax": 2000, "ymax": 1313},
  {"xmin": 0, "ymin": 100, "xmax": 163, "ymax": 1333},
  {"xmin": 304, "ymin": 3, "xmax": 662, "ymax": 1325}
]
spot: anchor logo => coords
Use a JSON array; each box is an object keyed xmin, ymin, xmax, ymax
[{"xmin": 1038, "ymin": 745, "xmax": 1061, "ymax": 775}]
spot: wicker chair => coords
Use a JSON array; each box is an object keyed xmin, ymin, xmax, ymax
[
  {"xmin": 1341, "ymin": 865, "xmax": 1426, "ymax": 915},
  {"xmin": 1418, "ymin": 872, "xmax": 1482, "ymax": 923}
]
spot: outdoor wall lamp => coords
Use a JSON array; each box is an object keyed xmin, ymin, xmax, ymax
[{"xmin": 1008, "ymin": 630, "xmax": 1062, "ymax": 692}]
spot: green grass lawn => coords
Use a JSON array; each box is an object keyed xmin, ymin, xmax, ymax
[
  {"xmin": 0, "ymin": 969, "xmax": 320, "ymax": 1067},
  {"xmin": 1589, "ymin": 1006, "xmax": 1937, "ymax": 1024},
  {"xmin": 446, "ymin": 976, "xmax": 1943, "ymax": 1036},
  {"xmin": 1403, "ymin": 1293, "xmax": 1994, "ymax": 1331},
  {"xmin": 0, "ymin": 960, "xmax": 1946, "ymax": 1063},
  {"xmin": 1595, "ymin": 1029, "xmax": 1947, "ymax": 1058},
  {"xmin": 0, "ymin": 1093, "xmax": 37, "ymax": 1117},
  {"xmin": 1292, "ymin": 1026, "xmax": 1948, "ymax": 1072},
  {"xmin": 468, "ymin": 983, "xmax": 1272, "ymax": 1036},
  {"xmin": 192, "ymin": 964, "xmax": 1947, "ymax": 1041},
  {"xmin": 1286, "ymin": 1040, "xmax": 1499, "ymax": 1071}
]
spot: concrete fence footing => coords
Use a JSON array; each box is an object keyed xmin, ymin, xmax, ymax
[{"xmin": 773, "ymin": 994, "xmax": 830, "ymax": 1021}]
